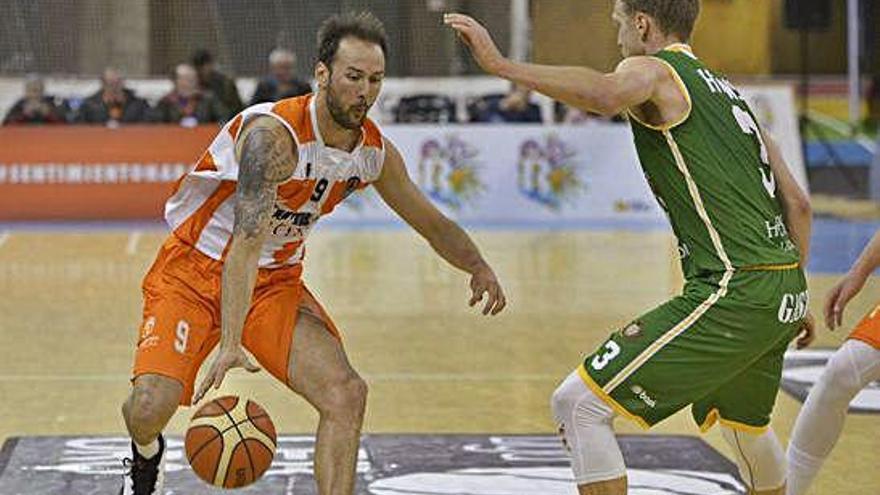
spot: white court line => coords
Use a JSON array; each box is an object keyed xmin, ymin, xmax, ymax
[
  {"xmin": 0, "ymin": 230, "xmax": 10, "ymax": 249},
  {"xmin": 125, "ymin": 230, "xmax": 142, "ymax": 256},
  {"xmin": 0, "ymin": 372, "xmax": 559, "ymax": 383}
]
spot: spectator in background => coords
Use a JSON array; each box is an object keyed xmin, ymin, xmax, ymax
[
  {"xmin": 250, "ymin": 48, "xmax": 311, "ymax": 105},
  {"xmin": 554, "ymin": 101, "xmax": 625, "ymax": 124},
  {"xmin": 191, "ymin": 49, "xmax": 243, "ymax": 118},
  {"xmin": 3, "ymin": 75, "xmax": 66, "ymax": 125},
  {"xmin": 468, "ymin": 83, "xmax": 541, "ymax": 123},
  {"xmin": 76, "ymin": 68, "xmax": 150, "ymax": 126},
  {"xmin": 151, "ymin": 64, "xmax": 228, "ymax": 126}
]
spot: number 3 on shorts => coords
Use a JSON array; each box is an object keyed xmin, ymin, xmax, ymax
[
  {"xmin": 174, "ymin": 320, "xmax": 190, "ymax": 354},
  {"xmin": 591, "ymin": 341, "xmax": 621, "ymax": 371}
]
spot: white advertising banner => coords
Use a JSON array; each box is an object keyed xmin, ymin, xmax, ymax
[{"xmin": 323, "ymin": 123, "xmax": 665, "ymax": 227}]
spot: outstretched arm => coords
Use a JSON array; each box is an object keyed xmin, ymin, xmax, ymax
[
  {"xmin": 374, "ymin": 139, "xmax": 506, "ymax": 315},
  {"xmin": 194, "ymin": 116, "xmax": 296, "ymax": 402},
  {"xmin": 444, "ymin": 13, "xmax": 660, "ymax": 117}
]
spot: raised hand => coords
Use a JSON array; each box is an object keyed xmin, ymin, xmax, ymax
[
  {"xmin": 444, "ymin": 13, "xmax": 506, "ymax": 75},
  {"xmin": 824, "ymin": 271, "xmax": 869, "ymax": 330}
]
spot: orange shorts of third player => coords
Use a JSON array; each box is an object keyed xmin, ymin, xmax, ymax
[
  {"xmin": 131, "ymin": 235, "xmax": 340, "ymax": 405},
  {"xmin": 849, "ymin": 303, "xmax": 880, "ymax": 349}
]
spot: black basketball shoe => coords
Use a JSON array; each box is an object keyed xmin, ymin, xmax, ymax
[{"xmin": 119, "ymin": 434, "xmax": 166, "ymax": 495}]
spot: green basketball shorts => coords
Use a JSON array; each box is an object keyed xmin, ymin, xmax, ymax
[{"xmin": 579, "ymin": 265, "xmax": 807, "ymax": 432}]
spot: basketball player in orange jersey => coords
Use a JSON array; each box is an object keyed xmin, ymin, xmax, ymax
[
  {"xmin": 119, "ymin": 12, "xmax": 506, "ymax": 495},
  {"xmin": 786, "ymin": 229, "xmax": 880, "ymax": 494}
]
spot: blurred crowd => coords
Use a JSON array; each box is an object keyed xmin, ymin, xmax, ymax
[
  {"xmin": 2, "ymin": 47, "xmax": 625, "ymax": 127},
  {"xmin": 2, "ymin": 48, "xmax": 311, "ymax": 127}
]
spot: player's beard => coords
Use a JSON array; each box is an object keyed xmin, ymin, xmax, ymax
[{"xmin": 326, "ymin": 85, "xmax": 367, "ymax": 130}]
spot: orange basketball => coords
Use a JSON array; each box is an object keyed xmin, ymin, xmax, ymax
[{"xmin": 185, "ymin": 396, "xmax": 277, "ymax": 488}]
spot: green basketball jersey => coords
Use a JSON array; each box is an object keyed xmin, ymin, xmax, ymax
[{"xmin": 629, "ymin": 44, "xmax": 800, "ymax": 280}]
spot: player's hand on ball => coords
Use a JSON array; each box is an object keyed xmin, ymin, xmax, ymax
[
  {"xmin": 824, "ymin": 270, "xmax": 867, "ymax": 330},
  {"xmin": 468, "ymin": 265, "xmax": 507, "ymax": 316},
  {"xmin": 443, "ymin": 13, "xmax": 506, "ymax": 75},
  {"xmin": 193, "ymin": 345, "xmax": 261, "ymax": 404},
  {"xmin": 796, "ymin": 312, "xmax": 816, "ymax": 349}
]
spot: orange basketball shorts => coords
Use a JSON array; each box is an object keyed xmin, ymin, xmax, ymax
[
  {"xmin": 849, "ymin": 302, "xmax": 880, "ymax": 350},
  {"xmin": 131, "ymin": 235, "xmax": 340, "ymax": 405}
]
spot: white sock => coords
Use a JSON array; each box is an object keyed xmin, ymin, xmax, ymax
[
  {"xmin": 135, "ymin": 438, "xmax": 160, "ymax": 459},
  {"xmin": 786, "ymin": 339, "xmax": 880, "ymax": 495}
]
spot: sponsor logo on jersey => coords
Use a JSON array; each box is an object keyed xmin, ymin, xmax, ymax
[
  {"xmin": 782, "ymin": 348, "xmax": 880, "ymax": 414},
  {"xmin": 631, "ymin": 384, "xmax": 657, "ymax": 408},
  {"xmin": 136, "ymin": 316, "xmax": 159, "ymax": 350},
  {"xmin": 270, "ymin": 207, "xmax": 314, "ymax": 238},
  {"xmin": 620, "ymin": 322, "xmax": 643, "ymax": 339},
  {"xmin": 517, "ymin": 134, "xmax": 586, "ymax": 210},
  {"xmin": 0, "ymin": 435, "xmax": 746, "ymax": 494},
  {"xmin": 416, "ymin": 135, "xmax": 484, "ymax": 210},
  {"xmin": 778, "ymin": 291, "xmax": 809, "ymax": 324}
]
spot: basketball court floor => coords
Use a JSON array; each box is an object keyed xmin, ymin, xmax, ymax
[{"xmin": 0, "ymin": 219, "xmax": 877, "ymax": 493}]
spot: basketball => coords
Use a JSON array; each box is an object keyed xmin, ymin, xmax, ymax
[{"xmin": 185, "ymin": 396, "xmax": 277, "ymax": 488}]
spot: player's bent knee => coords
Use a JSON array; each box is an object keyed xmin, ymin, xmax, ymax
[
  {"xmin": 551, "ymin": 370, "xmax": 613, "ymax": 428},
  {"xmin": 320, "ymin": 374, "xmax": 368, "ymax": 422},
  {"xmin": 125, "ymin": 375, "xmax": 182, "ymax": 435},
  {"xmin": 821, "ymin": 341, "xmax": 867, "ymax": 396},
  {"xmin": 720, "ymin": 426, "xmax": 785, "ymax": 492},
  {"xmin": 551, "ymin": 370, "xmax": 625, "ymax": 485}
]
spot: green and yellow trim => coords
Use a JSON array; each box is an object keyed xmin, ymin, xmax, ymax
[
  {"xmin": 663, "ymin": 43, "xmax": 696, "ymax": 57},
  {"xmin": 698, "ymin": 408, "xmax": 769, "ymax": 435},
  {"xmin": 626, "ymin": 58, "xmax": 692, "ymax": 131},
  {"xmin": 599, "ymin": 131, "xmax": 736, "ymax": 396},
  {"xmin": 578, "ymin": 365, "xmax": 652, "ymax": 430},
  {"xmin": 601, "ymin": 270, "xmax": 732, "ymax": 396},
  {"xmin": 741, "ymin": 262, "xmax": 800, "ymax": 272}
]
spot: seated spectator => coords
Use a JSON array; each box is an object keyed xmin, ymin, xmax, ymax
[
  {"xmin": 250, "ymin": 48, "xmax": 311, "ymax": 105},
  {"xmin": 395, "ymin": 94, "xmax": 457, "ymax": 123},
  {"xmin": 75, "ymin": 68, "xmax": 150, "ymax": 125},
  {"xmin": 3, "ymin": 75, "xmax": 66, "ymax": 125},
  {"xmin": 554, "ymin": 101, "xmax": 625, "ymax": 124},
  {"xmin": 192, "ymin": 49, "xmax": 243, "ymax": 118},
  {"xmin": 468, "ymin": 84, "xmax": 541, "ymax": 123},
  {"xmin": 151, "ymin": 64, "xmax": 228, "ymax": 126}
]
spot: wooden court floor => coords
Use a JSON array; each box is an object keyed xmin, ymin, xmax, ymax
[{"xmin": 0, "ymin": 228, "xmax": 877, "ymax": 493}]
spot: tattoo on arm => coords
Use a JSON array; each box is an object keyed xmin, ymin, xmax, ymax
[{"xmin": 234, "ymin": 124, "xmax": 295, "ymax": 239}]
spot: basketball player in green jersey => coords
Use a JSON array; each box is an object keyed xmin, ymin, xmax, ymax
[{"xmin": 447, "ymin": 2, "xmax": 814, "ymax": 494}]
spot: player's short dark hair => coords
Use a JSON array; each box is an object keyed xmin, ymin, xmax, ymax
[
  {"xmin": 191, "ymin": 49, "xmax": 214, "ymax": 68},
  {"xmin": 621, "ymin": 0, "xmax": 700, "ymax": 41},
  {"xmin": 317, "ymin": 11, "xmax": 387, "ymax": 67}
]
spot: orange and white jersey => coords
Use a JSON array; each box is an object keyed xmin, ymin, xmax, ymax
[{"xmin": 165, "ymin": 94, "xmax": 385, "ymax": 268}]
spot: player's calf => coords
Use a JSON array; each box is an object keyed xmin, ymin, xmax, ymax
[{"xmin": 786, "ymin": 339, "xmax": 880, "ymax": 495}]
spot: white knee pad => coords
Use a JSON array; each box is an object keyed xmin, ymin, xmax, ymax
[
  {"xmin": 823, "ymin": 339, "xmax": 880, "ymax": 397},
  {"xmin": 550, "ymin": 370, "xmax": 626, "ymax": 484},
  {"xmin": 721, "ymin": 426, "xmax": 785, "ymax": 492}
]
